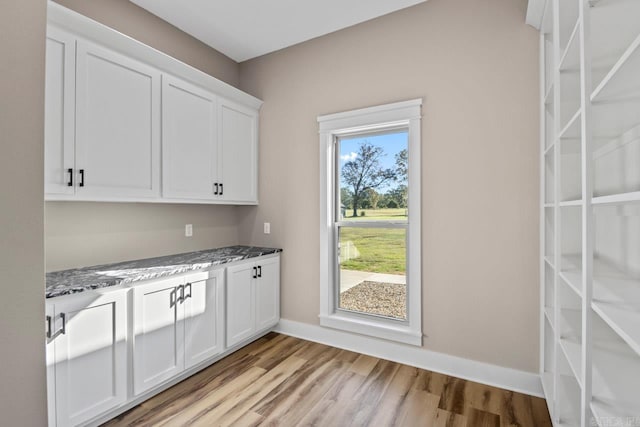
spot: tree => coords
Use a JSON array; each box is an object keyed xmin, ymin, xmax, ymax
[
  {"xmin": 365, "ymin": 188, "xmax": 381, "ymax": 210},
  {"xmin": 395, "ymin": 148, "xmax": 408, "ymax": 183},
  {"xmin": 393, "ymin": 149, "xmax": 408, "ymax": 209},
  {"xmin": 341, "ymin": 142, "xmax": 396, "ymax": 217}
]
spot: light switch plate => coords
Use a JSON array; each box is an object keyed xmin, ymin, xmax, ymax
[
  {"xmin": 185, "ymin": 224, "xmax": 193, "ymax": 237},
  {"xmin": 263, "ymin": 222, "xmax": 271, "ymax": 234}
]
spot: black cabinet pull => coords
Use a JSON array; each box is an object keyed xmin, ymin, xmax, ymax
[
  {"xmin": 67, "ymin": 168, "xmax": 73, "ymax": 187},
  {"xmin": 220, "ymin": 183, "xmax": 223, "ymax": 196},
  {"xmin": 177, "ymin": 284, "xmax": 185, "ymax": 303},
  {"xmin": 79, "ymin": 169, "xmax": 85, "ymax": 187},
  {"xmin": 60, "ymin": 313, "xmax": 66, "ymax": 335},
  {"xmin": 170, "ymin": 288, "xmax": 176, "ymax": 307},
  {"xmin": 252, "ymin": 267, "xmax": 257, "ymax": 279},
  {"xmin": 214, "ymin": 183, "xmax": 219, "ymax": 195},
  {"xmin": 258, "ymin": 265, "xmax": 262, "ymax": 278},
  {"xmin": 184, "ymin": 283, "xmax": 192, "ymax": 300},
  {"xmin": 46, "ymin": 315, "xmax": 52, "ymax": 339}
]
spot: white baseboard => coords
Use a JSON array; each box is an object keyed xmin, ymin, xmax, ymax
[{"xmin": 275, "ymin": 319, "xmax": 543, "ymax": 398}]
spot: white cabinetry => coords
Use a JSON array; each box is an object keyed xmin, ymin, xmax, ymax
[
  {"xmin": 533, "ymin": 0, "xmax": 640, "ymax": 425},
  {"xmin": 226, "ymin": 256, "xmax": 280, "ymax": 347},
  {"xmin": 44, "ymin": 4, "xmax": 262, "ymax": 205},
  {"xmin": 44, "ymin": 27, "xmax": 75, "ymax": 196},
  {"xmin": 46, "ymin": 290, "xmax": 128, "ymax": 427},
  {"xmin": 132, "ymin": 269, "xmax": 223, "ymax": 395},
  {"xmin": 162, "ymin": 75, "xmax": 219, "ymax": 200},
  {"xmin": 75, "ymin": 40, "xmax": 161, "ymax": 199},
  {"xmin": 218, "ymin": 98, "xmax": 259, "ymax": 203}
]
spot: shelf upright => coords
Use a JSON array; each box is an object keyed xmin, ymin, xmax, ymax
[{"xmin": 578, "ymin": 1, "xmax": 594, "ymax": 426}]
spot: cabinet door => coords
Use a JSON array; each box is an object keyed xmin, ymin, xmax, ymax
[
  {"xmin": 75, "ymin": 40, "xmax": 161, "ymax": 199},
  {"xmin": 133, "ymin": 277, "xmax": 184, "ymax": 395},
  {"xmin": 45, "ymin": 303, "xmax": 56, "ymax": 427},
  {"xmin": 44, "ymin": 26, "xmax": 75, "ymax": 196},
  {"xmin": 162, "ymin": 75, "xmax": 219, "ymax": 200},
  {"xmin": 52, "ymin": 291, "xmax": 127, "ymax": 427},
  {"xmin": 183, "ymin": 270, "xmax": 224, "ymax": 369},
  {"xmin": 218, "ymin": 98, "xmax": 258, "ymax": 203},
  {"xmin": 226, "ymin": 262, "xmax": 256, "ymax": 347},
  {"xmin": 256, "ymin": 256, "xmax": 280, "ymax": 331}
]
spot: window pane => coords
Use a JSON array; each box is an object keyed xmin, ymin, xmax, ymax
[
  {"xmin": 337, "ymin": 130, "xmax": 408, "ymax": 222},
  {"xmin": 338, "ymin": 227, "xmax": 407, "ymax": 320}
]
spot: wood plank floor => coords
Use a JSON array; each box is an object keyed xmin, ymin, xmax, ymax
[{"xmin": 104, "ymin": 333, "xmax": 551, "ymax": 427}]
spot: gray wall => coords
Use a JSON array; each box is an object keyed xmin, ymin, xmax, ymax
[
  {"xmin": 46, "ymin": 0, "xmax": 244, "ymax": 271},
  {"xmin": 0, "ymin": 0, "xmax": 48, "ymax": 425},
  {"xmin": 238, "ymin": 0, "xmax": 540, "ymax": 372}
]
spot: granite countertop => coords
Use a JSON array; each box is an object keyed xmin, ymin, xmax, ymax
[{"xmin": 46, "ymin": 245, "xmax": 282, "ymax": 298}]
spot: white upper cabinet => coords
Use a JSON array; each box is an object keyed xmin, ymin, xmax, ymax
[
  {"xmin": 75, "ymin": 40, "xmax": 161, "ymax": 199},
  {"xmin": 44, "ymin": 27, "xmax": 75, "ymax": 196},
  {"xmin": 44, "ymin": 3, "xmax": 262, "ymax": 205},
  {"xmin": 218, "ymin": 98, "xmax": 259, "ymax": 203},
  {"xmin": 162, "ymin": 75, "xmax": 219, "ymax": 200}
]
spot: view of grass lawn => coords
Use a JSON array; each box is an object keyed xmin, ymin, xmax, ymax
[
  {"xmin": 342, "ymin": 207, "xmax": 408, "ymax": 221},
  {"xmin": 339, "ymin": 218, "xmax": 406, "ymax": 274}
]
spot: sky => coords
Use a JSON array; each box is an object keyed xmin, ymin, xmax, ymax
[{"xmin": 339, "ymin": 130, "xmax": 408, "ymax": 193}]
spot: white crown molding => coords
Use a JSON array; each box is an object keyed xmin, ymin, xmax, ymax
[
  {"xmin": 526, "ymin": 0, "xmax": 547, "ymax": 30},
  {"xmin": 47, "ymin": 1, "xmax": 262, "ymax": 110}
]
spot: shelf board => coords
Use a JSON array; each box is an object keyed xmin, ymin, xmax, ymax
[
  {"xmin": 592, "ymin": 191, "xmax": 640, "ymax": 205},
  {"xmin": 544, "ymin": 143, "xmax": 554, "ymax": 156},
  {"xmin": 559, "ymin": 338, "xmax": 582, "ymax": 387},
  {"xmin": 556, "ymin": 374, "xmax": 581, "ymax": 427},
  {"xmin": 559, "ymin": 270, "xmax": 582, "ymax": 298},
  {"xmin": 558, "ymin": 109, "xmax": 581, "ymax": 140},
  {"xmin": 545, "ymin": 306, "xmax": 555, "ymax": 328},
  {"xmin": 591, "ymin": 329, "xmax": 640, "ymax": 422},
  {"xmin": 559, "ymin": 21, "xmax": 580, "ymax": 72},
  {"xmin": 591, "ymin": 32, "xmax": 640, "ymax": 140},
  {"xmin": 543, "ymin": 203, "xmax": 554, "ymax": 208},
  {"xmin": 559, "ymin": 199, "xmax": 582, "ymax": 207},
  {"xmin": 545, "ymin": 256, "xmax": 555, "ymax": 269},
  {"xmin": 592, "ymin": 32, "xmax": 640, "ymax": 102},
  {"xmin": 559, "ymin": 308, "xmax": 583, "ymax": 387},
  {"xmin": 592, "ymin": 302, "xmax": 640, "ymax": 358},
  {"xmin": 545, "ymin": 83, "xmax": 554, "ymax": 105}
]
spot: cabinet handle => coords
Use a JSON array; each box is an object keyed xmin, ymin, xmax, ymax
[
  {"xmin": 184, "ymin": 283, "xmax": 192, "ymax": 300},
  {"xmin": 220, "ymin": 183, "xmax": 223, "ymax": 196},
  {"xmin": 170, "ymin": 289, "xmax": 176, "ymax": 307},
  {"xmin": 213, "ymin": 183, "xmax": 219, "ymax": 195},
  {"xmin": 177, "ymin": 284, "xmax": 185, "ymax": 303},
  {"xmin": 79, "ymin": 169, "xmax": 85, "ymax": 187},
  {"xmin": 258, "ymin": 265, "xmax": 262, "ymax": 278},
  {"xmin": 67, "ymin": 168, "xmax": 73, "ymax": 187},
  {"xmin": 46, "ymin": 315, "xmax": 52, "ymax": 339},
  {"xmin": 252, "ymin": 267, "xmax": 257, "ymax": 279},
  {"xmin": 60, "ymin": 313, "xmax": 66, "ymax": 335}
]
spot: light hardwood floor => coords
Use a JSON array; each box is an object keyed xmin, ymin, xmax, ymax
[{"xmin": 104, "ymin": 333, "xmax": 551, "ymax": 427}]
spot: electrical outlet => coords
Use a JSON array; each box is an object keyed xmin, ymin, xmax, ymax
[
  {"xmin": 185, "ymin": 224, "xmax": 193, "ymax": 237},
  {"xmin": 263, "ymin": 222, "xmax": 271, "ymax": 234}
]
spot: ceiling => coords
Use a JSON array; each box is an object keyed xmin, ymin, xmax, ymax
[{"xmin": 129, "ymin": 0, "xmax": 428, "ymax": 62}]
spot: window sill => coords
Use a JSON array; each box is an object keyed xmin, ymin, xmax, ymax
[{"xmin": 319, "ymin": 313, "xmax": 422, "ymax": 346}]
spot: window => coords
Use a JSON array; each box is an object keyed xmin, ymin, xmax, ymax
[{"xmin": 318, "ymin": 99, "xmax": 422, "ymax": 346}]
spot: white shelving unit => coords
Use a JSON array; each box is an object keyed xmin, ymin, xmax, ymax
[{"xmin": 533, "ymin": 0, "xmax": 640, "ymax": 425}]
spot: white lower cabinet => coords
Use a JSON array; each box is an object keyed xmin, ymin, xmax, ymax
[
  {"xmin": 133, "ymin": 269, "xmax": 224, "ymax": 395},
  {"xmin": 46, "ymin": 254, "xmax": 279, "ymax": 426},
  {"xmin": 46, "ymin": 289, "xmax": 128, "ymax": 427},
  {"xmin": 227, "ymin": 256, "xmax": 280, "ymax": 348}
]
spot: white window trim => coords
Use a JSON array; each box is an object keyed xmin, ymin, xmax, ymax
[{"xmin": 318, "ymin": 99, "xmax": 423, "ymax": 346}]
